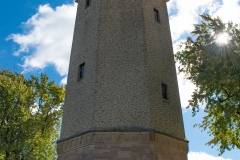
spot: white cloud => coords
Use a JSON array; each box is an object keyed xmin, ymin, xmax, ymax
[
  {"xmin": 167, "ymin": 0, "xmax": 240, "ymax": 109},
  {"xmin": 188, "ymin": 152, "xmax": 232, "ymax": 160},
  {"xmin": 7, "ymin": 3, "xmax": 77, "ymax": 77},
  {"xmin": 6, "ymin": 1, "xmax": 240, "ymax": 105},
  {"xmin": 213, "ymin": 0, "xmax": 240, "ymax": 24},
  {"xmin": 177, "ymin": 71, "xmax": 195, "ymax": 109},
  {"xmin": 60, "ymin": 76, "xmax": 67, "ymax": 85},
  {"xmin": 167, "ymin": 0, "xmax": 240, "ymax": 43},
  {"xmin": 167, "ymin": 0, "xmax": 217, "ymax": 42},
  {"xmin": 167, "ymin": 0, "xmax": 240, "ymax": 44}
]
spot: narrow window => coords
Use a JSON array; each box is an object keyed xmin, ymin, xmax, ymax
[
  {"xmin": 78, "ymin": 63, "xmax": 85, "ymax": 80},
  {"xmin": 86, "ymin": 0, "xmax": 91, "ymax": 7},
  {"xmin": 162, "ymin": 83, "xmax": 168, "ymax": 100},
  {"xmin": 154, "ymin": 8, "xmax": 160, "ymax": 22}
]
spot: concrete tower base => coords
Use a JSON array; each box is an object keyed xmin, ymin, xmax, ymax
[{"xmin": 58, "ymin": 130, "xmax": 188, "ymax": 160}]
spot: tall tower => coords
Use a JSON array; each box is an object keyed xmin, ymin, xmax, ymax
[{"xmin": 58, "ymin": 0, "xmax": 188, "ymax": 159}]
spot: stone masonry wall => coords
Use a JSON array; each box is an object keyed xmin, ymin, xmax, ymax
[
  {"xmin": 60, "ymin": 0, "xmax": 186, "ymax": 141},
  {"xmin": 143, "ymin": 0, "xmax": 185, "ymax": 138},
  {"xmin": 60, "ymin": 0, "xmax": 101, "ymax": 139},
  {"xmin": 93, "ymin": 0, "xmax": 152, "ymax": 129},
  {"xmin": 58, "ymin": 132, "xmax": 188, "ymax": 160}
]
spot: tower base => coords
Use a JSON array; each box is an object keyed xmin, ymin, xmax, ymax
[{"xmin": 57, "ymin": 131, "xmax": 188, "ymax": 160}]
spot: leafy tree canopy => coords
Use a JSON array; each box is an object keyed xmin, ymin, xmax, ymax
[
  {"xmin": 0, "ymin": 70, "xmax": 65, "ymax": 160},
  {"xmin": 175, "ymin": 14, "xmax": 240, "ymax": 155}
]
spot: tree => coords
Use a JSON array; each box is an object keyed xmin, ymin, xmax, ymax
[
  {"xmin": 0, "ymin": 70, "xmax": 65, "ymax": 159},
  {"xmin": 175, "ymin": 14, "xmax": 240, "ymax": 155}
]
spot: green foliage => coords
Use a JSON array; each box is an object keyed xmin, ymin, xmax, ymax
[
  {"xmin": 0, "ymin": 70, "xmax": 65, "ymax": 160},
  {"xmin": 175, "ymin": 14, "xmax": 240, "ymax": 155}
]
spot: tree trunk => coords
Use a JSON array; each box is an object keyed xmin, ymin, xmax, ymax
[{"xmin": 5, "ymin": 150, "xmax": 10, "ymax": 160}]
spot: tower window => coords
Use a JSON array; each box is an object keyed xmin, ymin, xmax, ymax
[
  {"xmin": 86, "ymin": 0, "xmax": 91, "ymax": 7},
  {"xmin": 78, "ymin": 63, "xmax": 85, "ymax": 81},
  {"xmin": 154, "ymin": 8, "xmax": 160, "ymax": 22},
  {"xmin": 162, "ymin": 83, "xmax": 168, "ymax": 100}
]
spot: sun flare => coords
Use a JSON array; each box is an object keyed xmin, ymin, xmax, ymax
[{"xmin": 216, "ymin": 32, "xmax": 229, "ymax": 45}]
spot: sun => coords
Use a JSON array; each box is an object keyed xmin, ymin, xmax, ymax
[{"xmin": 216, "ymin": 32, "xmax": 229, "ymax": 45}]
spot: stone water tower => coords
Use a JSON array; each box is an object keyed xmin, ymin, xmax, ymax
[{"xmin": 57, "ymin": 0, "xmax": 189, "ymax": 159}]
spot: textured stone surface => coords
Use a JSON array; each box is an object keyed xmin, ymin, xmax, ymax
[
  {"xmin": 142, "ymin": 0, "xmax": 185, "ymax": 139},
  {"xmin": 60, "ymin": 0, "xmax": 185, "ymax": 140},
  {"xmin": 59, "ymin": 0, "xmax": 188, "ymax": 158},
  {"xmin": 58, "ymin": 132, "xmax": 188, "ymax": 160},
  {"xmin": 58, "ymin": 0, "xmax": 188, "ymax": 160}
]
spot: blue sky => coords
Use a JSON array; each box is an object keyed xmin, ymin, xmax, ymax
[{"xmin": 1, "ymin": 0, "xmax": 240, "ymax": 159}]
